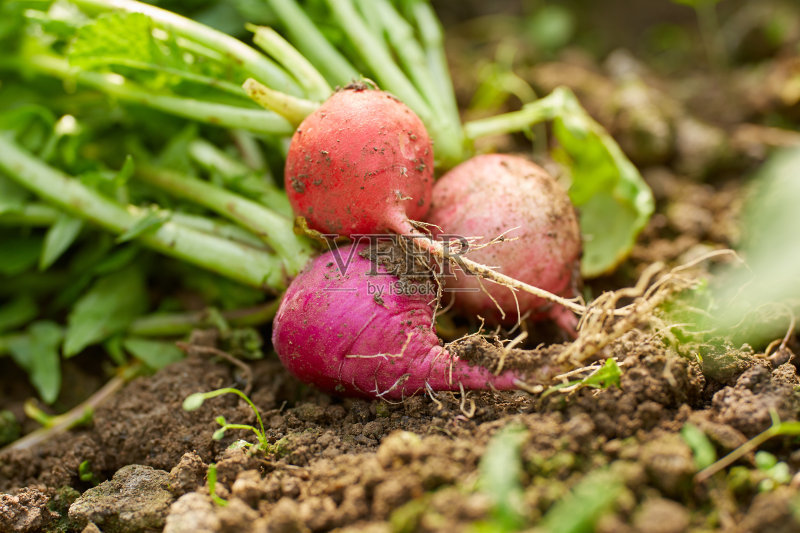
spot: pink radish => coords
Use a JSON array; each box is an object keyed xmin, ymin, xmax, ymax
[
  {"xmin": 284, "ymin": 86, "xmax": 586, "ymax": 318},
  {"xmin": 427, "ymin": 154, "xmax": 582, "ymax": 329},
  {"xmin": 285, "ymin": 85, "xmax": 433, "ymax": 236},
  {"xmin": 271, "ymin": 242, "xmax": 531, "ymax": 399}
]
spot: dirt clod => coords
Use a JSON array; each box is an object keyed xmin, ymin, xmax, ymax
[
  {"xmin": 68, "ymin": 464, "xmax": 174, "ymax": 533},
  {"xmin": 0, "ymin": 488, "xmax": 56, "ymax": 533}
]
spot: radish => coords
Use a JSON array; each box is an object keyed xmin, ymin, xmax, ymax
[
  {"xmin": 427, "ymin": 154, "xmax": 582, "ymax": 330},
  {"xmin": 285, "ymin": 84, "xmax": 433, "ymax": 235},
  {"xmin": 271, "ymin": 242, "xmax": 540, "ymax": 399},
  {"xmin": 284, "ymin": 86, "xmax": 587, "ymax": 318}
]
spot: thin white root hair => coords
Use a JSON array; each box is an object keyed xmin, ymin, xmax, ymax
[
  {"xmin": 346, "ymin": 331, "xmax": 414, "ymax": 360},
  {"xmin": 561, "ymin": 248, "xmax": 737, "ymax": 367},
  {"xmin": 495, "ymin": 330, "xmax": 528, "ymax": 376},
  {"xmin": 458, "ymin": 382, "xmax": 476, "ymax": 418}
]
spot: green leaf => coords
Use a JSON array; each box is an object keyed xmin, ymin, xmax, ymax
[
  {"xmin": 39, "ymin": 214, "xmax": 83, "ymax": 270},
  {"xmin": 182, "ymin": 392, "xmax": 206, "ymax": 411},
  {"xmin": 7, "ymin": 321, "xmax": 63, "ymax": 404},
  {"xmin": 478, "ymin": 424, "xmax": 527, "ymax": 532},
  {"xmin": 542, "ymin": 358, "xmax": 622, "ymax": 399},
  {"xmin": 0, "ymin": 294, "xmax": 38, "ymax": 333},
  {"xmin": 681, "ymin": 423, "xmax": 717, "ymax": 470},
  {"xmin": 0, "ymin": 235, "xmax": 43, "ymax": 276},
  {"xmin": 63, "ymin": 265, "xmax": 148, "ymax": 357},
  {"xmin": 122, "ymin": 336, "xmax": 184, "ymax": 369},
  {"xmin": 581, "ymin": 358, "xmax": 622, "ymax": 388},
  {"xmin": 69, "ymin": 12, "xmax": 180, "ymax": 71},
  {"xmin": 540, "ymin": 470, "xmax": 625, "ymax": 533},
  {"xmin": 116, "ymin": 208, "xmax": 170, "ymax": 243},
  {"xmin": 552, "ymin": 91, "xmax": 654, "ymax": 277}
]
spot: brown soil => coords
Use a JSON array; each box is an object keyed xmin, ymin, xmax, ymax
[
  {"xmin": 3, "ymin": 1, "xmax": 800, "ymax": 532},
  {"xmin": 2, "ymin": 329, "xmax": 799, "ymax": 532}
]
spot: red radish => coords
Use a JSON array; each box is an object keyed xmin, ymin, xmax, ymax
[
  {"xmin": 427, "ymin": 154, "xmax": 582, "ymax": 330},
  {"xmin": 284, "ymin": 86, "xmax": 586, "ymax": 318},
  {"xmin": 285, "ymin": 85, "xmax": 433, "ymax": 236},
  {"xmin": 271, "ymin": 242, "xmax": 528, "ymax": 399}
]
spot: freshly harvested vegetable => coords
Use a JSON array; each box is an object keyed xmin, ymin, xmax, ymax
[
  {"xmin": 427, "ymin": 154, "xmax": 582, "ymax": 329},
  {"xmin": 271, "ymin": 242, "xmax": 529, "ymax": 399},
  {"xmin": 285, "ymin": 85, "xmax": 434, "ymax": 235},
  {"xmin": 284, "ymin": 86, "xmax": 587, "ymax": 317}
]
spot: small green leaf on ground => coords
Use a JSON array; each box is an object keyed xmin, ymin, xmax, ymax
[
  {"xmin": 63, "ymin": 265, "xmax": 148, "ymax": 357},
  {"xmin": 122, "ymin": 336, "xmax": 184, "ymax": 369},
  {"xmin": 476, "ymin": 423, "xmax": 528, "ymax": 532},
  {"xmin": 40, "ymin": 213, "xmax": 83, "ymax": 270},
  {"xmin": 681, "ymin": 423, "xmax": 717, "ymax": 470},
  {"xmin": 542, "ymin": 358, "xmax": 622, "ymax": 399},
  {"xmin": 540, "ymin": 469, "xmax": 625, "ymax": 533},
  {"xmin": 7, "ymin": 321, "xmax": 63, "ymax": 403}
]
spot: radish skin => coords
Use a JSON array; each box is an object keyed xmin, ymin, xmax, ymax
[
  {"xmin": 285, "ymin": 86, "xmax": 433, "ymax": 236},
  {"xmin": 271, "ymin": 243, "xmax": 521, "ymax": 399},
  {"xmin": 427, "ymin": 154, "xmax": 582, "ymax": 329}
]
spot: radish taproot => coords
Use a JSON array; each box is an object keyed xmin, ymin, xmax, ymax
[
  {"xmin": 271, "ymin": 242, "xmax": 549, "ymax": 399},
  {"xmin": 283, "ymin": 86, "xmax": 587, "ymax": 318},
  {"xmin": 427, "ymin": 154, "xmax": 582, "ymax": 329},
  {"xmin": 285, "ymin": 85, "xmax": 434, "ymax": 236}
]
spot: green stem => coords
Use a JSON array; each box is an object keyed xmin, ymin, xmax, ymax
[
  {"xmin": 188, "ymin": 139, "xmax": 255, "ymax": 178},
  {"xmin": 324, "ymin": 0, "xmax": 432, "ymax": 123},
  {"xmin": 243, "ymin": 78, "xmax": 319, "ymax": 126},
  {"xmin": 136, "ymin": 165, "xmax": 312, "ymax": 275},
  {"xmin": 70, "ymin": 0, "xmax": 302, "ymax": 95},
  {"xmin": 25, "ymin": 55, "xmax": 295, "ymax": 136},
  {"xmin": 371, "ymin": 0, "xmax": 466, "ymax": 168},
  {"xmin": 229, "ymin": 130, "xmax": 267, "ymax": 173},
  {"xmin": 0, "ymin": 135, "xmax": 288, "ymax": 290},
  {"xmin": 99, "ymin": 58, "xmax": 247, "ymax": 97},
  {"xmin": 695, "ymin": 426, "xmax": 777, "ymax": 483},
  {"xmin": 410, "ymin": 0, "xmax": 460, "ymax": 123},
  {"xmin": 128, "ymin": 301, "xmax": 280, "ymax": 337},
  {"xmin": 169, "ymin": 212, "xmax": 267, "ymax": 248},
  {"xmin": 370, "ymin": 0, "xmax": 439, "ymax": 109},
  {"xmin": 186, "ymin": 139, "xmax": 292, "ymax": 218},
  {"xmin": 463, "ymin": 89, "xmax": 564, "ymax": 140},
  {"xmin": 0, "ymin": 203, "xmax": 61, "ymax": 226},
  {"xmin": 264, "ymin": 0, "xmax": 359, "ymax": 86},
  {"xmin": 247, "ymin": 24, "xmax": 332, "ymax": 101},
  {"xmin": 0, "ymin": 363, "xmax": 140, "ymax": 453}
]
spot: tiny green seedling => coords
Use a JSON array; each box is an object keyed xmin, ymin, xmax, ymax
[
  {"xmin": 206, "ymin": 463, "xmax": 228, "ymax": 506},
  {"xmin": 182, "ymin": 387, "xmax": 269, "ymax": 452},
  {"xmin": 78, "ymin": 460, "xmax": 100, "ymax": 485},
  {"xmin": 680, "ymin": 422, "xmax": 717, "ymax": 470},
  {"xmin": 754, "ymin": 451, "xmax": 792, "ymax": 492}
]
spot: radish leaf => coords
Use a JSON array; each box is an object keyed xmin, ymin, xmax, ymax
[
  {"xmin": 40, "ymin": 214, "xmax": 84, "ymax": 270},
  {"xmin": 63, "ymin": 265, "xmax": 148, "ymax": 357}
]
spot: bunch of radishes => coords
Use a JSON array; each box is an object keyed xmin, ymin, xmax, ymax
[{"xmin": 272, "ymin": 85, "xmax": 582, "ymax": 399}]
